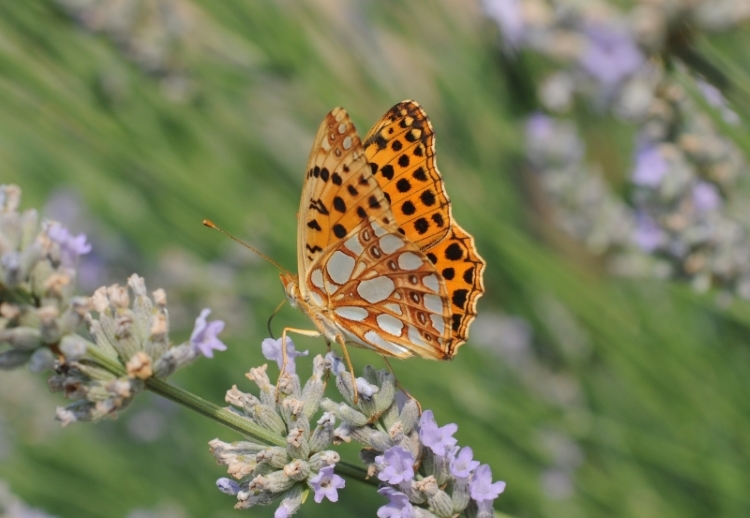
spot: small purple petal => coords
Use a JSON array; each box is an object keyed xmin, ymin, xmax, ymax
[
  {"xmin": 419, "ymin": 410, "xmax": 458, "ymax": 457},
  {"xmin": 470, "ymin": 464, "xmax": 506, "ymax": 503},
  {"xmin": 375, "ymin": 446, "xmax": 415, "ymax": 485},
  {"xmin": 450, "ymin": 446, "xmax": 480, "ymax": 479},
  {"xmin": 325, "ymin": 352, "xmax": 347, "ymax": 376},
  {"xmin": 47, "ymin": 223, "xmax": 92, "ymax": 268},
  {"xmin": 483, "ymin": 0, "xmax": 525, "ymax": 47},
  {"xmin": 190, "ymin": 308, "xmax": 227, "ymax": 358},
  {"xmin": 309, "ymin": 465, "xmax": 345, "ymax": 503},
  {"xmin": 377, "ymin": 487, "xmax": 416, "ymax": 518},
  {"xmin": 525, "ymin": 112, "xmax": 554, "ymax": 142},
  {"xmin": 262, "ymin": 337, "xmax": 308, "ymax": 375}
]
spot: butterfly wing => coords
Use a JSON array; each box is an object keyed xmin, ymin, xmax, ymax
[
  {"xmin": 298, "ymin": 107, "xmax": 452, "ymax": 359},
  {"xmin": 364, "ymin": 101, "xmax": 485, "ymax": 355}
]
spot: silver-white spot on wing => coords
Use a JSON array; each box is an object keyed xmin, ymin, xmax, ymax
[
  {"xmin": 430, "ymin": 314, "xmax": 446, "ymax": 335},
  {"xmin": 309, "ymin": 291, "xmax": 324, "ymax": 307},
  {"xmin": 335, "ymin": 306, "xmax": 369, "ymax": 322},
  {"xmin": 343, "ymin": 136, "xmax": 353, "ymax": 150},
  {"xmin": 408, "ymin": 325, "xmax": 428, "ymax": 348},
  {"xmin": 384, "ymin": 303, "xmax": 403, "ymax": 315},
  {"xmin": 344, "ymin": 234, "xmax": 363, "ymax": 256},
  {"xmin": 327, "ymin": 250, "xmax": 355, "ymax": 285},
  {"xmin": 357, "ymin": 276, "xmax": 395, "ymax": 303},
  {"xmin": 376, "ymin": 313, "xmax": 404, "ymax": 337},
  {"xmin": 338, "ymin": 123, "xmax": 346, "ymax": 134},
  {"xmin": 398, "ymin": 252, "xmax": 423, "ymax": 271},
  {"xmin": 423, "ymin": 293, "xmax": 444, "ymax": 314},
  {"xmin": 364, "ymin": 330, "xmax": 410, "ymax": 356},
  {"xmin": 380, "ymin": 234, "xmax": 405, "ymax": 254},
  {"xmin": 371, "ymin": 221, "xmax": 388, "ymax": 238},
  {"xmin": 311, "ymin": 269, "xmax": 324, "ymax": 289},
  {"xmin": 422, "ymin": 274, "xmax": 439, "ymax": 293}
]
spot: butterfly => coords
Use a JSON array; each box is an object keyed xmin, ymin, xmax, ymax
[{"xmin": 279, "ymin": 100, "xmax": 484, "ymax": 373}]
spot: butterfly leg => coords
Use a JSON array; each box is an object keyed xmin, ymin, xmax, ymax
[
  {"xmin": 334, "ymin": 334, "xmax": 360, "ymax": 404},
  {"xmin": 382, "ymin": 356, "xmax": 422, "ymax": 415}
]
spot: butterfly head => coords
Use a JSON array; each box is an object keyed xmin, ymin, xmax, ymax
[{"xmin": 280, "ymin": 272, "xmax": 300, "ymax": 309}]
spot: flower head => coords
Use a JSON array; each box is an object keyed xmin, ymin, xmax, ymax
[
  {"xmin": 450, "ymin": 446, "xmax": 480, "ymax": 479},
  {"xmin": 632, "ymin": 143, "xmax": 668, "ymax": 187},
  {"xmin": 693, "ymin": 182, "xmax": 722, "ymax": 212},
  {"xmin": 579, "ymin": 24, "xmax": 644, "ymax": 87},
  {"xmin": 309, "ymin": 465, "xmax": 345, "ymax": 503},
  {"xmin": 377, "ymin": 487, "xmax": 415, "ymax": 518},
  {"xmin": 190, "ymin": 308, "xmax": 227, "ymax": 358},
  {"xmin": 470, "ymin": 464, "xmax": 506, "ymax": 503},
  {"xmin": 375, "ymin": 446, "xmax": 415, "ymax": 485},
  {"xmin": 263, "ymin": 336, "xmax": 308, "ymax": 374},
  {"xmin": 419, "ymin": 410, "xmax": 458, "ymax": 457}
]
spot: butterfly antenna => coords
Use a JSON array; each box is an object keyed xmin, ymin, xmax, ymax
[
  {"xmin": 203, "ymin": 219, "xmax": 291, "ymax": 274},
  {"xmin": 266, "ymin": 298, "xmax": 288, "ymax": 339}
]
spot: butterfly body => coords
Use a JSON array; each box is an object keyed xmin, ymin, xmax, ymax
[{"xmin": 285, "ymin": 101, "xmax": 484, "ymax": 360}]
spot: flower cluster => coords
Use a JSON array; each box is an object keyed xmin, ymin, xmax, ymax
[
  {"xmin": 0, "ymin": 184, "xmax": 227, "ymax": 425},
  {"xmin": 54, "ymin": 0, "xmax": 261, "ymax": 101},
  {"xmin": 325, "ymin": 354, "xmax": 505, "ymax": 518},
  {"xmin": 484, "ymin": 0, "xmax": 750, "ymax": 117},
  {"xmin": 210, "ymin": 337, "xmax": 343, "ymax": 515},
  {"xmin": 211, "ymin": 339, "xmax": 506, "ymax": 517}
]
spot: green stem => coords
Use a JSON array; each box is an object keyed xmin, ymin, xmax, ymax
[{"xmin": 83, "ymin": 344, "xmax": 373, "ymax": 484}]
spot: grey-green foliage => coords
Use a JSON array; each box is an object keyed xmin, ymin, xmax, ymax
[{"xmin": 0, "ymin": 1, "xmax": 749, "ymax": 517}]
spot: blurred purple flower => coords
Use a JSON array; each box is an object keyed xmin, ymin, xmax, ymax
[
  {"xmin": 375, "ymin": 446, "xmax": 415, "ymax": 485},
  {"xmin": 274, "ymin": 500, "xmax": 296, "ymax": 518},
  {"xmin": 693, "ymin": 182, "xmax": 722, "ymax": 212},
  {"xmin": 263, "ymin": 337, "xmax": 308, "ymax": 375},
  {"xmin": 470, "ymin": 464, "xmax": 506, "ymax": 503},
  {"xmin": 47, "ymin": 223, "xmax": 92, "ymax": 268},
  {"xmin": 483, "ymin": 0, "xmax": 524, "ymax": 47},
  {"xmin": 696, "ymin": 78, "xmax": 740, "ymax": 125},
  {"xmin": 309, "ymin": 465, "xmax": 345, "ymax": 503},
  {"xmin": 450, "ymin": 446, "xmax": 480, "ymax": 479},
  {"xmin": 579, "ymin": 25, "xmax": 644, "ymax": 87},
  {"xmin": 633, "ymin": 213, "xmax": 665, "ymax": 252},
  {"xmin": 377, "ymin": 487, "xmax": 415, "ymax": 518},
  {"xmin": 190, "ymin": 308, "xmax": 227, "ymax": 358},
  {"xmin": 525, "ymin": 113, "xmax": 554, "ymax": 142},
  {"xmin": 325, "ymin": 351, "xmax": 346, "ymax": 376},
  {"xmin": 419, "ymin": 410, "xmax": 458, "ymax": 457},
  {"xmin": 632, "ymin": 143, "xmax": 668, "ymax": 187}
]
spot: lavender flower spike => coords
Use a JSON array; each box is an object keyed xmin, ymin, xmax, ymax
[
  {"xmin": 262, "ymin": 337, "xmax": 308, "ymax": 374},
  {"xmin": 190, "ymin": 308, "xmax": 227, "ymax": 358},
  {"xmin": 419, "ymin": 410, "xmax": 458, "ymax": 457},
  {"xmin": 308, "ymin": 465, "xmax": 345, "ymax": 503},
  {"xmin": 377, "ymin": 487, "xmax": 416, "ymax": 518},
  {"xmin": 375, "ymin": 446, "xmax": 415, "ymax": 485}
]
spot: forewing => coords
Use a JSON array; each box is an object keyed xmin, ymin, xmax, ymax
[
  {"xmin": 423, "ymin": 222, "xmax": 485, "ymax": 356},
  {"xmin": 363, "ymin": 100, "xmax": 451, "ymax": 249},
  {"xmin": 298, "ymin": 107, "xmax": 394, "ymax": 283}
]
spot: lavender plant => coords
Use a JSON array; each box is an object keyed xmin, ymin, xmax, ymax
[
  {"xmin": 0, "ymin": 183, "xmax": 506, "ymax": 517},
  {"xmin": 484, "ymin": 0, "xmax": 750, "ymax": 299}
]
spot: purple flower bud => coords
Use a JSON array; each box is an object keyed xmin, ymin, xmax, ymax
[
  {"xmin": 450, "ymin": 446, "xmax": 480, "ymax": 479},
  {"xmin": 375, "ymin": 446, "xmax": 415, "ymax": 485},
  {"xmin": 377, "ymin": 487, "xmax": 416, "ymax": 518},
  {"xmin": 262, "ymin": 337, "xmax": 308, "ymax": 375},
  {"xmin": 216, "ymin": 477, "xmax": 239, "ymax": 495},
  {"xmin": 418, "ymin": 410, "xmax": 458, "ymax": 457},
  {"xmin": 470, "ymin": 464, "xmax": 506, "ymax": 503},
  {"xmin": 190, "ymin": 308, "xmax": 227, "ymax": 358},
  {"xmin": 633, "ymin": 213, "xmax": 665, "ymax": 252},
  {"xmin": 308, "ymin": 465, "xmax": 345, "ymax": 503},
  {"xmin": 325, "ymin": 352, "xmax": 346, "ymax": 376}
]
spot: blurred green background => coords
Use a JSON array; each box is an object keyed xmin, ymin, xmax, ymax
[{"xmin": 1, "ymin": 1, "xmax": 749, "ymax": 517}]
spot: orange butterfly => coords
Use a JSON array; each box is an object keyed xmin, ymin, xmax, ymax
[{"xmin": 279, "ymin": 101, "xmax": 484, "ymax": 375}]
